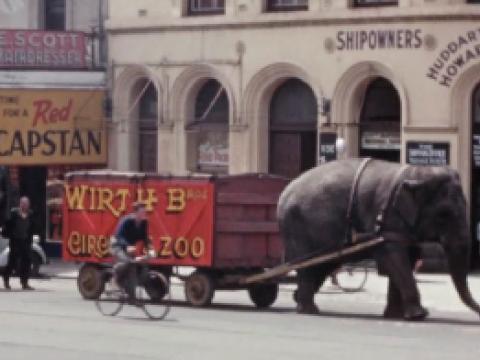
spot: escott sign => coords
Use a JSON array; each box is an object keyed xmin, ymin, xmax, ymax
[
  {"xmin": 0, "ymin": 89, "xmax": 106, "ymax": 165},
  {"xmin": 0, "ymin": 30, "xmax": 86, "ymax": 68},
  {"xmin": 62, "ymin": 175, "xmax": 214, "ymax": 267}
]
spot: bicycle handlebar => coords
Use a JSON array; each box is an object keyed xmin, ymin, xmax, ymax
[{"xmin": 133, "ymin": 249, "xmax": 157, "ymax": 263}]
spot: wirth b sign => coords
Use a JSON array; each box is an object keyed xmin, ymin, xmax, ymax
[{"xmin": 0, "ymin": 89, "xmax": 107, "ymax": 165}]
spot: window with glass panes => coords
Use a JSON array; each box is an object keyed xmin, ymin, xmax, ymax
[
  {"xmin": 188, "ymin": 0, "xmax": 225, "ymax": 15},
  {"xmin": 266, "ymin": 0, "xmax": 308, "ymax": 11},
  {"xmin": 353, "ymin": 0, "xmax": 397, "ymax": 7},
  {"xmin": 44, "ymin": 0, "xmax": 66, "ymax": 30}
]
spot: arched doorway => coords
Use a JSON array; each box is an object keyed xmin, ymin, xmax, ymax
[
  {"xmin": 471, "ymin": 83, "xmax": 480, "ymax": 266},
  {"xmin": 359, "ymin": 77, "xmax": 401, "ymax": 162},
  {"xmin": 189, "ymin": 79, "xmax": 229, "ymax": 174},
  {"xmin": 269, "ymin": 79, "xmax": 317, "ymax": 178},
  {"xmin": 137, "ymin": 80, "xmax": 158, "ymax": 172}
]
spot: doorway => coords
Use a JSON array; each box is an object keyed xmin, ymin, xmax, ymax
[
  {"xmin": 269, "ymin": 79, "xmax": 317, "ymax": 178},
  {"xmin": 471, "ymin": 84, "xmax": 480, "ymax": 267},
  {"xmin": 359, "ymin": 77, "xmax": 401, "ymax": 162}
]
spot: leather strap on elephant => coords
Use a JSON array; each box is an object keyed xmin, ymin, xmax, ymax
[
  {"xmin": 374, "ymin": 164, "xmax": 410, "ymax": 234},
  {"xmin": 345, "ymin": 158, "xmax": 373, "ymax": 245},
  {"xmin": 345, "ymin": 160, "xmax": 410, "ymax": 246}
]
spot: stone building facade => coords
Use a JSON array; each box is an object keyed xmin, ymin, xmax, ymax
[{"xmin": 106, "ymin": 0, "xmax": 480, "ymax": 258}]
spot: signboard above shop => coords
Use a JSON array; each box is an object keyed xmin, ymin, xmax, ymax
[
  {"xmin": 0, "ymin": 30, "xmax": 86, "ymax": 69},
  {"xmin": 0, "ymin": 89, "xmax": 106, "ymax": 165},
  {"xmin": 406, "ymin": 141, "xmax": 450, "ymax": 166},
  {"xmin": 361, "ymin": 131, "xmax": 401, "ymax": 150},
  {"xmin": 318, "ymin": 132, "xmax": 337, "ymax": 164}
]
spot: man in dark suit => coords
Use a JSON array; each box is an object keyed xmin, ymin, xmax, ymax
[{"xmin": 3, "ymin": 196, "xmax": 35, "ymax": 290}]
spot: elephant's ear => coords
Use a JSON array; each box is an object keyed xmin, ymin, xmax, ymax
[{"xmin": 394, "ymin": 183, "xmax": 419, "ymax": 227}]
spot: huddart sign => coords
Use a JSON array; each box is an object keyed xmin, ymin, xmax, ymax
[{"xmin": 0, "ymin": 89, "xmax": 106, "ymax": 165}]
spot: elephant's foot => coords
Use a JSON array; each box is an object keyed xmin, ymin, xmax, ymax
[
  {"xmin": 383, "ymin": 305, "xmax": 403, "ymax": 319},
  {"xmin": 296, "ymin": 302, "xmax": 320, "ymax": 315},
  {"xmin": 403, "ymin": 305, "xmax": 429, "ymax": 321}
]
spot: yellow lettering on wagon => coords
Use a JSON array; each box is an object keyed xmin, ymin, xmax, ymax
[
  {"xmin": 67, "ymin": 231, "xmax": 110, "ymax": 258},
  {"xmin": 65, "ymin": 184, "xmax": 88, "ymax": 210},
  {"xmin": 166, "ymin": 188, "xmax": 186, "ymax": 212},
  {"xmin": 136, "ymin": 188, "xmax": 158, "ymax": 211},
  {"xmin": 64, "ymin": 185, "xmax": 133, "ymax": 217}
]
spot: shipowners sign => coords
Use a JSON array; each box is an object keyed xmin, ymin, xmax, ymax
[{"xmin": 0, "ymin": 89, "xmax": 106, "ymax": 165}]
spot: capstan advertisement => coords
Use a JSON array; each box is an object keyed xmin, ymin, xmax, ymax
[{"xmin": 0, "ymin": 89, "xmax": 106, "ymax": 165}]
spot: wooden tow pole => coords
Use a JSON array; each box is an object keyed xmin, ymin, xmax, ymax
[{"xmin": 241, "ymin": 236, "xmax": 385, "ymax": 285}]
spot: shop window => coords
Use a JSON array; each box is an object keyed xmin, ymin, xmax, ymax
[
  {"xmin": 191, "ymin": 79, "xmax": 229, "ymax": 174},
  {"xmin": 187, "ymin": 0, "xmax": 225, "ymax": 15},
  {"xmin": 44, "ymin": 0, "xmax": 66, "ymax": 30},
  {"xmin": 353, "ymin": 0, "xmax": 398, "ymax": 7},
  {"xmin": 266, "ymin": 0, "xmax": 308, "ymax": 12},
  {"xmin": 467, "ymin": 0, "xmax": 480, "ymax": 3},
  {"xmin": 138, "ymin": 82, "xmax": 158, "ymax": 172}
]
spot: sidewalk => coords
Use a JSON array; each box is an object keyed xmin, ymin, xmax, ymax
[{"xmin": 40, "ymin": 258, "xmax": 80, "ymax": 279}]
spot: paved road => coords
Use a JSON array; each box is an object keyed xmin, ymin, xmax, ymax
[{"xmin": 0, "ymin": 272, "xmax": 479, "ymax": 360}]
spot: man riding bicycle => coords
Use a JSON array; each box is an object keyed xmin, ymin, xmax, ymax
[{"xmin": 110, "ymin": 202, "xmax": 155, "ymax": 303}]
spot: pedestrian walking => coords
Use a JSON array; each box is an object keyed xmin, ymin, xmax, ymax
[{"xmin": 2, "ymin": 196, "xmax": 36, "ymax": 290}]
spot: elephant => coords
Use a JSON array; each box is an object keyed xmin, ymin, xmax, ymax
[{"xmin": 277, "ymin": 158, "xmax": 480, "ymax": 321}]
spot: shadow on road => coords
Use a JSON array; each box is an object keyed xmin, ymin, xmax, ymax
[{"xmin": 313, "ymin": 310, "xmax": 480, "ymax": 327}]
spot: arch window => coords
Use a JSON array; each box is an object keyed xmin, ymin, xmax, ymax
[
  {"xmin": 189, "ymin": 79, "xmax": 229, "ymax": 173},
  {"xmin": 138, "ymin": 81, "xmax": 158, "ymax": 172},
  {"xmin": 359, "ymin": 77, "xmax": 401, "ymax": 162},
  {"xmin": 269, "ymin": 78, "xmax": 317, "ymax": 178}
]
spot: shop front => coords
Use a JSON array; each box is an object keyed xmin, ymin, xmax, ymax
[{"xmin": 0, "ymin": 88, "xmax": 107, "ymax": 256}]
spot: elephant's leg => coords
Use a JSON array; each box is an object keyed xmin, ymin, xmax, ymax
[
  {"xmin": 383, "ymin": 280, "xmax": 404, "ymax": 319},
  {"xmin": 384, "ymin": 248, "xmax": 420, "ymax": 319},
  {"xmin": 376, "ymin": 242, "xmax": 428, "ymax": 321},
  {"xmin": 295, "ymin": 268, "xmax": 320, "ymax": 314}
]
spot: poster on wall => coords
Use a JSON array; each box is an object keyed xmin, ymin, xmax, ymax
[
  {"xmin": 318, "ymin": 132, "xmax": 337, "ymax": 164},
  {"xmin": 197, "ymin": 131, "xmax": 228, "ymax": 170},
  {"xmin": 406, "ymin": 141, "xmax": 450, "ymax": 166},
  {"xmin": 0, "ymin": 89, "xmax": 107, "ymax": 165}
]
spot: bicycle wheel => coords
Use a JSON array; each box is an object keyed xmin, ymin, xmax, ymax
[
  {"xmin": 137, "ymin": 272, "xmax": 171, "ymax": 320},
  {"xmin": 335, "ymin": 264, "xmax": 368, "ymax": 292},
  {"xmin": 95, "ymin": 282, "xmax": 124, "ymax": 316}
]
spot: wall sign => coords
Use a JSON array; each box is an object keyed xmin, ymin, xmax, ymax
[
  {"xmin": 406, "ymin": 142, "xmax": 450, "ymax": 166},
  {"xmin": 473, "ymin": 134, "xmax": 480, "ymax": 169},
  {"xmin": 361, "ymin": 131, "xmax": 401, "ymax": 150},
  {"xmin": 0, "ymin": 89, "xmax": 106, "ymax": 165},
  {"xmin": 426, "ymin": 28, "xmax": 480, "ymax": 88},
  {"xmin": 318, "ymin": 132, "xmax": 337, "ymax": 164},
  {"xmin": 0, "ymin": 30, "xmax": 86, "ymax": 69},
  {"xmin": 336, "ymin": 28, "xmax": 423, "ymax": 51}
]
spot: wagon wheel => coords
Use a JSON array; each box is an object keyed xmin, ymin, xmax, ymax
[
  {"xmin": 77, "ymin": 264, "xmax": 104, "ymax": 300},
  {"xmin": 145, "ymin": 271, "xmax": 170, "ymax": 301},
  {"xmin": 184, "ymin": 271, "xmax": 215, "ymax": 307},
  {"xmin": 248, "ymin": 283, "xmax": 279, "ymax": 308}
]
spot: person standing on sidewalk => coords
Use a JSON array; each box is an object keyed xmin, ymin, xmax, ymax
[{"xmin": 3, "ymin": 196, "xmax": 35, "ymax": 290}]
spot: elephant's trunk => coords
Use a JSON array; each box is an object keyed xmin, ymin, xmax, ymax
[{"xmin": 446, "ymin": 242, "xmax": 480, "ymax": 316}]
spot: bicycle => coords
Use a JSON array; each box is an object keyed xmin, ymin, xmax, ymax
[
  {"xmin": 95, "ymin": 254, "xmax": 171, "ymax": 320},
  {"xmin": 331, "ymin": 261, "xmax": 370, "ymax": 293}
]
